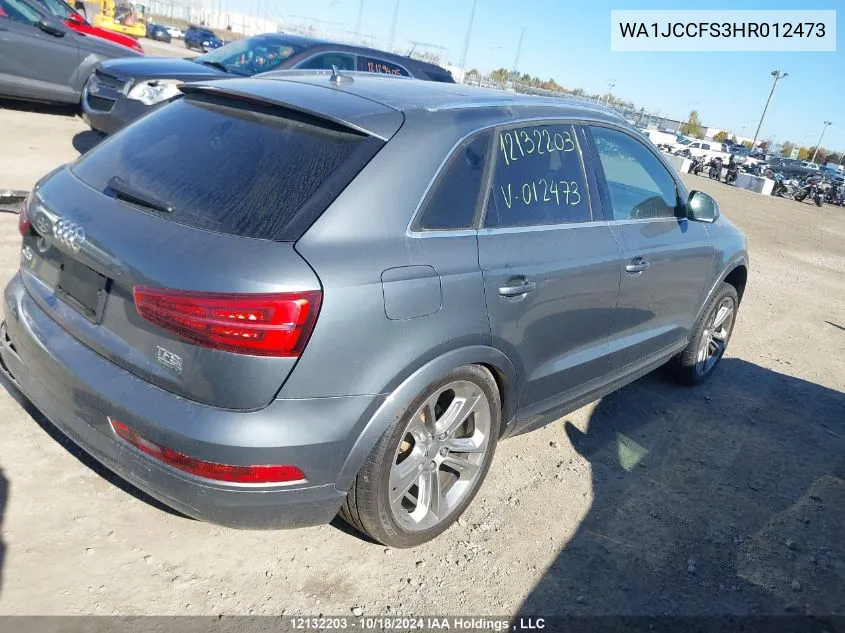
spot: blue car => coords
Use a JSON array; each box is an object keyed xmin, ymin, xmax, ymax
[{"xmin": 184, "ymin": 26, "xmax": 223, "ymax": 52}]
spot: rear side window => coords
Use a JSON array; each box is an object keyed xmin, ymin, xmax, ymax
[
  {"xmin": 484, "ymin": 123, "xmax": 591, "ymax": 228},
  {"xmin": 417, "ymin": 132, "xmax": 490, "ymax": 230},
  {"xmin": 298, "ymin": 52, "xmax": 356, "ymax": 71},
  {"xmin": 72, "ymin": 96, "xmax": 380, "ymax": 241},
  {"xmin": 357, "ymin": 56, "xmax": 409, "ymax": 76}
]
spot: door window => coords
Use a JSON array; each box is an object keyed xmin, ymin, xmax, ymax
[
  {"xmin": 589, "ymin": 125, "xmax": 680, "ymax": 221},
  {"xmin": 357, "ymin": 56, "xmax": 409, "ymax": 76},
  {"xmin": 0, "ymin": 0, "xmax": 41, "ymax": 24},
  {"xmin": 296, "ymin": 52, "xmax": 356, "ymax": 71},
  {"xmin": 417, "ymin": 132, "xmax": 490, "ymax": 230},
  {"xmin": 484, "ymin": 123, "xmax": 591, "ymax": 228}
]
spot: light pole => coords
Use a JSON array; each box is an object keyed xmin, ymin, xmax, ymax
[
  {"xmin": 810, "ymin": 121, "xmax": 832, "ymax": 163},
  {"xmin": 458, "ymin": 0, "xmax": 478, "ymax": 76},
  {"xmin": 354, "ymin": 0, "xmax": 363, "ymax": 35},
  {"xmin": 751, "ymin": 70, "xmax": 787, "ymax": 149},
  {"xmin": 603, "ymin": 79, "xmax": 615, "ymax": 105},
  {"xmin": 387, "ymin": 0, "xmax": 400, "ymax": 51}
]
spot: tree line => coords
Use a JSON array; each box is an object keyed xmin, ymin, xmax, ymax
[
  {"xmin": 680, "ymin": 111, "xmax": 842, "ymax": 164},
  {"xmin": 464, "ymin": 68, "xmax": 635, "ymax": 110}
]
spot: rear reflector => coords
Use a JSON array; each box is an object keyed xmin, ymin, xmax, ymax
[
  {"xmin": 132, "ymin": 287, "xmax": 321, "ymax": 357},
  {"xmin": 108, "ymin": 418, "xmax": 306, "ymax": 484}
]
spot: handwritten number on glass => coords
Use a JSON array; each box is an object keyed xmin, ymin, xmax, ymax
[{"xmin": 498, "ymin": 128, "xmax": 575, "ymax": 166}]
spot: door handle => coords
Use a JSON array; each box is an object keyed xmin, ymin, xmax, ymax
[
  {"xmin": 625, "ymin": 257, "xmax": 650, "ymax": 274},
  {"xmin": 498, "ymin": 279, "xmax": 536, "ymax": 297}
]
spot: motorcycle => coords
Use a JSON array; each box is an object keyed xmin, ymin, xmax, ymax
[
  {"xmin": 770, "ymin": 173, "xmax": 800, "ymax": 198},
  {"xmin": 823, "ymin": 182, "xmax": 843, "ymax": 206},
  {"xmin": 688, "ymin": 156, "xmax": 705, "ymax": 175},
  {"xmin": 793, "ymin": 175, "xmax": 824, "ymax": 207},
  {"xmin": 706, "ymin": 157, "xmax": 723, "ymax": 180},
  {"xmin": 724, "ymin": 160, "xmax": 739, "ymax": 185}
]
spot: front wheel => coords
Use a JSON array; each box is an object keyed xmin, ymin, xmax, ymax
[
  {"xmin": 794, "ymin": 190, "xmax": 808, "ymax": 202},
  {"xmin": 670, "ymin": 282, "xmax": 738, "ymax": 386},
  {"xmin": 340, "ymin": 365, "xmax": 501, "ymax": 547}
]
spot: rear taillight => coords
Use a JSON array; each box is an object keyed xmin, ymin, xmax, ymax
[
  {"xmin": 18, "ymin": 195, "xmax": 31, "ymax": 237},
  {"xmin": 133, "ymin": 287, "xmax": 321, "ymax": 357},
  {"xmin": 108, "ymin": 418, "xmax": 306, "ymax": 484}
]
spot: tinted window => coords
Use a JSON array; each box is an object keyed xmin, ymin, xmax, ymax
[
  {"xmin": 485, "ymin": 124, "xmax": 590, "ymax": 228},
  {"xmin": 357, "ymin": 56, "xmax": 409, "ymax": 76},
  {"xmin": 424, "ymin": 69, "xmax": 455, "ymax": 83},
  {"xmin": 0, "ymin": 0, "xmax": 41, "ymax": 23},
  {"xmin": 197, "ymin": 36, "xmax": 301, "ymax": 75},
  {"xmin": 297, "ymin": 52, "xmax": 356, "ymax": 71},
  {"xmin": 589, "ymin": 125, "xmax": 679, "ymax": 221},
  {"xmin": 417, "ymin": 133, "xmax": 489, "ymax": 230},
  {"xmin": 72, "ymin": 96, "xmax": 376, "ymax": 241}
]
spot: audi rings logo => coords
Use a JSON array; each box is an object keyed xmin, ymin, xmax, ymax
[{"xmin": 54, "ymin": 219, "xmax": 86, "ymax": 252}]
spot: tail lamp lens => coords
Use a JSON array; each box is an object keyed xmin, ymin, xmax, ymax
[
  {"xmin": 108, "ymin": 418, "xmax": 306, "ymax": 484},
  {"xmin": 18, "ymin": 195, "xmax": 31, "ymax": 237},
  {"xmin": 132, "ymin": 287, "xmax": 321, "ymax": 357}
]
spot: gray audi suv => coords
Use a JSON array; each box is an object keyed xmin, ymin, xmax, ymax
[{"xmin": 2, "ymin": 72, "xmax": 748, "ymax": 547}]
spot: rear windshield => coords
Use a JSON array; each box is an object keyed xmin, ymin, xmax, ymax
[{"xmin": 72, "ymin": 95, "xmax": 378, "ymax": 240}]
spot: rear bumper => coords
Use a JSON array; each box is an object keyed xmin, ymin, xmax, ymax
[{"xmin": 1, "ymin": 272, "xmax": 382, "ymax": 529}]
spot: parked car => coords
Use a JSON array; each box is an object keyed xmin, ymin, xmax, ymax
[
  {"xmin": 145, "ymin": 21, "xmax": 171, "ymax": 43},
  {"xmin": 821, "ymin": 166, "xmax": 845, "ymax": 185},
  {"xmin": 5, "ymin": 74, "xmax": 749, "ymax": 547},
  {"xmin": 766, "ymin": 157, "xmax": 823, "ymax": 180},
  {"xmin": 29, "ymin": 0, "xmax": 143, "ymax": 53},
  {"xmin": 0, "ymin": 0, "xmax": 142, "ymax": 104},
  {"xmin": 183, "ymin": 25, "xmax": 222, "ymax": 51},
  {"xmin": 80, "ymin": 32, "xmax": 456, "ymax": 134},
  {"xmin": 164, "ymin": 24, "xmax": 182, "ymax": 38}
]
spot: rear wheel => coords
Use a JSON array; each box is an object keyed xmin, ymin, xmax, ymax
[
  {"xmin": 340, "ymin": 365, "xmax": 501, "ymax": 547},
  {"xmin": 670, "ymin": 282, "xmax": 738, "ymax": 386}
]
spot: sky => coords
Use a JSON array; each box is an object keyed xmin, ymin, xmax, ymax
[{"xmin": 230, "ymin": 0, "xmax": 844, "ymax": 152}]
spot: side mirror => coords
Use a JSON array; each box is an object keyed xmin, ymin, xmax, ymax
[
  {"xmin": 687, "ymin": 191, "xmax": 719, "ymax": 223},
  {"xmin": 68, "ymin": 11, "xmax": 86, "ymax": 25},
  {"xmin": 36, "ymin": 18, "xmax": 66, "ymax": 36}
]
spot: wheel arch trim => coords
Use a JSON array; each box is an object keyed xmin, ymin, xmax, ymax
[
  {"xmin": 334, "ymin": 345, "xmax": 517, "ymax": 492},
  {"xmin": 694, "ymin": 254, "xmax": 749, "ymax": 325}
]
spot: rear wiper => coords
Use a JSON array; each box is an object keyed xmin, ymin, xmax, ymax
[
  {"xmin": 106, "ymin": 177, "xmax": 174, "ymax": 214},
  {"xmin": 196, "ymin": 60, "xmax": 231, "ymax": 73}
]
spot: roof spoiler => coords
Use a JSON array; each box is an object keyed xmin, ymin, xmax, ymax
[{"xmin": 178, "ymin": 78, "xmax": 404, "ymax": 141}]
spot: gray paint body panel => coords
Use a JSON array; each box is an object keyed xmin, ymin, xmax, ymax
[{"xmin": 1, "ymin": 76, "xmax": 748, "ymax": 528}]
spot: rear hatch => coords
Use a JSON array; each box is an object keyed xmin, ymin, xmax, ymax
[{"xmin": 20, "ymin": 80, "xmax": 401, "ymax": 410}]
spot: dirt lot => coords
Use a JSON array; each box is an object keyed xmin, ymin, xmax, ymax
[{"xmin": 0, "ymin": 92, "xmax": 843, "ymax": 620}]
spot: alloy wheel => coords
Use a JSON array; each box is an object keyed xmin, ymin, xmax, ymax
[
  {"xmin": 388, "ymin": 380, "xmax": 491, "ymax": 531},
  {"xmin": 695, "ymin": 297, "xmax": 735, "ymax": 376}
]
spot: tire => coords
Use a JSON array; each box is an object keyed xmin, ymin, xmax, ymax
[
  {"xmin": 794, "ymin": 190, "xmax": 807, "ymax": 202},
  {"xmin": 185, "ymin": 41, "xmax": 191, "ymax": 49},
  {"xmin": 815, "ymin": 196, "xmax": 823, "ymax": 208},
  {"xmin": 340, "ymin": 365, "xmax": 501, "ymax": 547},
  {"xmin": 670, "ymin": 282, "xmax": 739, "ymax": 386}
]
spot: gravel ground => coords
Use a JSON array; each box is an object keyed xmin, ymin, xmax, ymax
[{"xmin": 0, "ymin": 98, "xmax": 843, "ymax": 619}]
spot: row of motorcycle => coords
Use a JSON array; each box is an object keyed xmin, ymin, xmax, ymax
[{"xmin": 686, "ymin": 156, "xmax": 843, "ymax": 207}]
